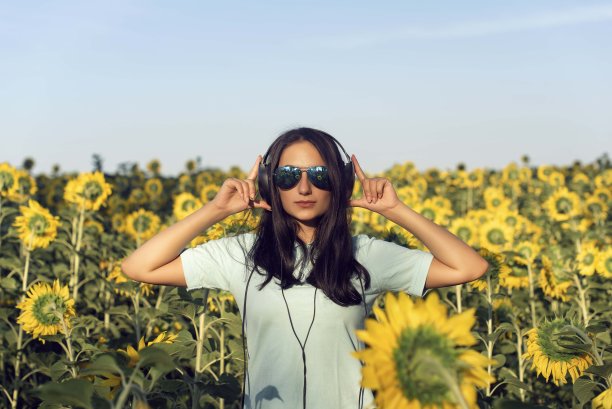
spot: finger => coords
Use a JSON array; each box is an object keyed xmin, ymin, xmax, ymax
[
  {"xmin": 376, "ymin": 179, "xmax": 386, "ymax": 199},
  {"xmin": 365, "ymin": 178, "xmax": 376, "ymax": 202},
  {"xmin": 247, "ymin": 155, "xmax": 263, "ymax": 181},
  {"xmin": 243, "ymin": 179, "xmax": 256, "ymax": 201},
  {"xmin": 231, "ymin": 179, "xmax": 246, "ymax": 202},
  {"xmin": 351, "ymin": 154, "xmax": 367, "ymax": 182},
  {"xmin": 254, "ymin": 198, "xmax": 272, "ymax": 211}
]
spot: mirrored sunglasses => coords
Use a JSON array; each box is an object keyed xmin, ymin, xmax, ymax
[{"xmin": 272, "ymin": 165, "xmax": 330, "ymax": 190}]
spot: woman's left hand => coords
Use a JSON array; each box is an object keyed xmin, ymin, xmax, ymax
[{"xmin": 348, "ymin": 154, "xmax": 401, "ymax": 213}]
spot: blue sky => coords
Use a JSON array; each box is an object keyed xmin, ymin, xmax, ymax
[{"xmin": 3, "ymin": 1, "xmax": 611, "ymax": 176}]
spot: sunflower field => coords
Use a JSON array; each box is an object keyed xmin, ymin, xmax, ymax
[{"xmin": 0, "ymin": 155, "xmax": 610, "ymax": 409}]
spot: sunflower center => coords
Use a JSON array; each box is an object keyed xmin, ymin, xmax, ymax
[
  {"xmin": 486, "ymin": 228, "xmax": 506, "ymax": 245},
  {"xmin": 83, "ymin": 181, "xmax": 103, "ymax": 201},
  {"xmin": 583, "ymin": 254, "xmax": 594, "ymax": 265},
  {"xmin": 28, "ymin": 214, "xmax": 49, "ymax": 236},
  {"xmin": 133, "ymin": 215, "xmax": 152, "ymax": 232},
  {"xmin": 422, "ymin": 208, "xmax": 435, "ymax": 220},
  {"xmin": 555, "ymin": 197, "xmax": 572, "ymax": 214},
  {"xmin": 32, "ymin": 293, "xmax": 68, "ymax": 326},
  {"xmin": 457, "ymin": 226, "xmax": 472, "ymax": 242},
  {"xmin": 393, "ymin": 325, "xmax": 460, "ymax": 406}
]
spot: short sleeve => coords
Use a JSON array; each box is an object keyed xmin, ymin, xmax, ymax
[
  {"xmin": 355, "ymin": 234, "xmax": 434, "ymax": 298},
  {"xmin": 180, "ymin": 234, "xmax": 251, "ymax": 292}
]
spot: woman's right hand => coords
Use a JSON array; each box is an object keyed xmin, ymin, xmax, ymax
[{"xmin": 210, "ymin": 155, "xmax": 272, "ymax": 215}]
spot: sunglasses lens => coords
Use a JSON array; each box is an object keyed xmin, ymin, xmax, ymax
[
  {"xmin": 273, "ymin": 167, "xmax": 301, "ymax": 189},
  {"xmin": 273, "ymin": 166, "xmax": 330, "ymax": 190},
  {"xmin": 308, "ymin": 166, "xmax": 330, "ymax": 189}
]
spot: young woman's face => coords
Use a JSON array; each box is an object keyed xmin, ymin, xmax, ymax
[{"xmin": 276, "ymin": 140, "xmax": 332, "ymax": 236}]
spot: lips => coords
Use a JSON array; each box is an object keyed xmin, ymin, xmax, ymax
[{"xmin": 295, "ymin": 201, "xmax": 316, "ymax": 204}]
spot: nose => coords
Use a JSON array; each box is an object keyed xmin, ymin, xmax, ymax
[{"xmin": 296, "ymin": 170, "xmax": 312, "ymax": 194}]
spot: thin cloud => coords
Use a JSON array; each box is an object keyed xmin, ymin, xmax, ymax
[{"xmin": 315, "ymin": 5, "xmax": 612, "ymax": 49}]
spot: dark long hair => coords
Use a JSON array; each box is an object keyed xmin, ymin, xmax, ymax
[{"xmin": 244, "ymin": 127, "xmax": 371, "ymax": 306}]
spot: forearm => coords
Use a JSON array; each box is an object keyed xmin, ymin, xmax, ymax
[
  {"xmin": 122, "ymin": 201, "xmax": 228, "ymax": 275},
  {"xmin": 382, "ymin": 203, "xmax": 487, "ymax": 274}
]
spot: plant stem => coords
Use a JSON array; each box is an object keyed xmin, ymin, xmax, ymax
[{"xmin": 527, "ymin": 262, "xmax": 537, "ymax": 328}]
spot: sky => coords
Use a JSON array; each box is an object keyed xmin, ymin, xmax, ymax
[{"xmin": 2, "ymin": 0, "xmax": 611, "ymax": 177}]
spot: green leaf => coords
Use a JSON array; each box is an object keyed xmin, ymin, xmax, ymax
[
  {"xmin": 79, "ymin": 354, "xmax": 123, "ymax": 377},
  {"xmin": 34, "ymin": 379, "xmax": 94, "ymax": 409},
  {"xmin": 492, "ymin": 354, "xmax": 506, "ymax": 369},
  {"xmin": 138, "ymin": 345, "xmax": 176, "ymax": 373},
  {"xmin": 492, "ymin": 398, "xmax": 548, "ymax": 409},
  {"xmin": 573, "ymin": 377, "xmax": 598, "ymax": 404},
  {"xmin": 584, "ymin": 362, "xmax": 612, "ymax": 379}
]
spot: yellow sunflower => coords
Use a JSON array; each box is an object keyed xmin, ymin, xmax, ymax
[
  {"xmin": 478, "ymin": 216, "xmax": 515, "ymax": 253},
  {"xmin": 448, "ymin": 217, "xmax": 478, "ymax": 248},
  {"xmin": 124, "ymin": 208, "xmax": 161, "ymax": 242},
  {"xmin": 0, "ymin": 162, "xmax": 20, "ymax": 199},
  {"xmin": 7, "ymin": 169, "xmax": 38, "ymax": 203},
  {"xmin": 522, "ymin": 317, "xmax": 593, "ymax": 386},
  {"xmin": 584, "ymin": 195, "xmax": 608, "ymax": 223},
  {"xmin": 592, "ymin": 386, "xmax": 612, "ymax": 409},
  {"xmin": 539, "ymin": 255, "xmax": 572, "ymax": 302},
  {"xmin": 12, "ymin": 199, "xmax": 61, "ymax": 250},
  {"xmin": 595, "ymin": 247, "xmax": 612, "ymax": 278},
  {"xmin": 173, "ymin": 192, "xmax": 203, "ymax": 220},
  {"xmin": 576, "ymin": 242, "xmax": 599, "ymax": 276},
  {"xmin": 199, "ymin": 183, "xmax": 220, "ymax": 203},
  {"xmin": 63, "ymin": 171, "xmax": 113, "ymax": 211},
  {"xmin": 111, "ymin": 213, "xmax": 126, "ymax": 233},
  {"xmin": 146, "ymin": 159, "xmax": 162, "ymax": 175},
  {"xmin": 483, "ymin": 187, "xmax": 512, "ymax": 213},
  {"xmin": 16, "ymin": 279, "xmax": 76, "ymax": 341},
  {"xmin": 498, "ymin": 253, "xmax": 528, "ymax": 291},
  {"xmin": 118, "ymin": 331, "xmax": 179, "ymax": 367},
  {"xmin": 144, "ymin": 178, "xmax": 163, "ymax": 197},
  {"xmin": 543, "ymin": 186, "xmax": 583, "ymax": 222},
  {"xmin": 127, "ymin": 187, "xmax": 148, "ymax": 207},
  {"xmin": 352, "ymin": 291, "xmax": 495, "ymax": 409}
]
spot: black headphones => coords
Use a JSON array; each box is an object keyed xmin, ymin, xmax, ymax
[
  {"xmin": 240, "ymin": 135, "xmax": 368, "ymax": 409},
  {"xmin": 257, "ymin": 133, "xmax": 356, "ymax": 205}
]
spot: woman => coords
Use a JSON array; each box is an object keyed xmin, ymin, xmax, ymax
[{"xmin": 121, "ymin": 127, "xmax": 489, "ymax": 409}]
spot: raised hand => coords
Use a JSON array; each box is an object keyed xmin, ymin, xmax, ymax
[
  {"xmin": 348, "ymin": 154, "xmax": 401, "ymax": 213},
  {"xmin": 210, "ymin": 155, "xmax": 272, "ymax": 215}
]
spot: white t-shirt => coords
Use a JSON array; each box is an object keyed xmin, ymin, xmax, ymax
[{"xmin": 180, "ymin": 232, "xmax": 434, "ymax": 409}]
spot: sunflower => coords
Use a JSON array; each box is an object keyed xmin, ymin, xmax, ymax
[
  {"xmin": 7, "ymin": 169, "xmax": 38, "ymax": 203},
  {"xmin": 144, "ymin": 178, "xmax": 163, "ymax": 197},
  {"xmin": 63, "ymin": 171, "xmax": 113, "ymax": 211},
  {"xmin": 127, "ymin": 187, "xmax": 148, "ymax": 207},
  {"xmin": 124, "ymin": 209, "xmax": 161, "ymax": 242},
  {"xmin": 12, "ymin": 199, "xmax": 61, "ymax": 250},
  {"xmin": 478, "ymin": 216, "xmax": 515, "ymax": 253},
  {"xmin": 539, "ymin": 255, "xmax": 572, "ymax": 302},
  {"xmin": 449, "ymin": 218, "xmax": 478, "ymax": 248},
  {"xmin": 111, "ymin": 213, "xmax": 126, "ymax": 233},
  {"xmin": 592, "ymin": 386, "xmax": 612, "ymax": 409},
  {"xmin": 483, "ymin": 187, "xmax": 512, "ymax": 213},
  {"xmin": 462, "ymin": 168, "xmax": 485, "ymax": 189},
  {"xmin": 352, "ymin": 291, "xmax": 495, "ymax": 409},
  {"xmin": 576, "ymin": 242, "xmax": 599, "ymax": 276},
  {"xmin": 83, "ymin": 219, "xmax": 105, "ymax": 235},
  {"xmin": 584, "ymin": 195, "xmax": 608, "ymax": 223},
  {"xmin": 16, "ymin": 279, "xmax": 76, "ymax": 341},
  {"xmin": 0, "ymin": 162, "xmax": 20, "ymax": 199},
  {"xmin": 146, "ymin": 159, "xmax": 162, "ymax": 175},
  {"xmin": 199, "ymin": 183, "xmax": 220, "ymax": 203},
  {"xmin": 522, "ymin": 317, "xmax": 593, "ymax": 386},
  {"xmin": 543, "ymin": 187, "xmax": 583, "ymax": 223},
  {"xmin": 595, "ymin": 247, "xmax": 612, "ymax": 278},
  {"xmin": 173, "ymin": 192, "xmax": 203, "ymax": 220},
  {"xmin": 498, "ymin": 253, "xmax": 528, "ymax": 291},
  {"xmin": 118, "ymin": 331, "xmax": 179, "ymax": 367}
]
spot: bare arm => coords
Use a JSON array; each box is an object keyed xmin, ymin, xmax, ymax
[
  {"xmin": 121, "ymin": 201, "xmax": 228, "ymax": 282},
  {"xmin": 120, "ymin": 155, "xmax": 272, "ymax": 286}
]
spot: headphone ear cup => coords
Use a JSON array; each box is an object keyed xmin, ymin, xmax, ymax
[
  {"xmin": 344, "ymin": 161, "xmax": 355, "ymax": 202},
  {"xmin": 258, "ymin": 161, "xmax": 271, "ymax": 204}
]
